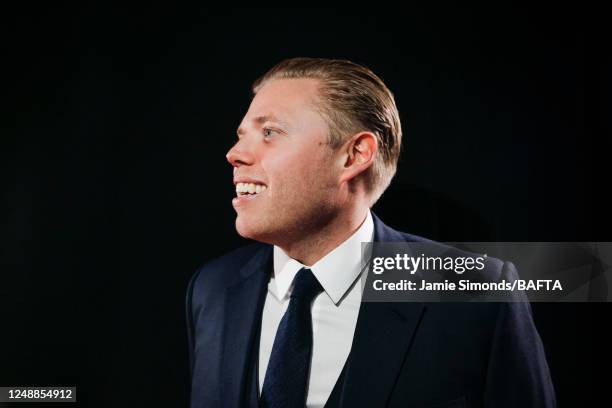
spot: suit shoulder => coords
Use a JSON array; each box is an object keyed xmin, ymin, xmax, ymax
[{"xmin": 188, "ymin": 242, "xmax": 269, "ymax": 293}]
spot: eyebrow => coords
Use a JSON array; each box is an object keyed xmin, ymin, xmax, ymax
[{"xmin": 236, "ymin": 114, "xmax": 288, "ymax": 136}]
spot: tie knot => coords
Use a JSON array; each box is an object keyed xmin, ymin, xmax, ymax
[{"xmin": 290, "ymin": 267, "xmax": 323, "ymax": 302}]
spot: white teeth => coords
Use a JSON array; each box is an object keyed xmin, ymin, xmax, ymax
[{"xmin": 235, "ymin": 182, "xmax": 267, "ymax": 195}]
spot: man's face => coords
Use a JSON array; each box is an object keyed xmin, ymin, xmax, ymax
[{"xmin": 227, "ymin": 78, "xmax": 343, "ymax": 245}]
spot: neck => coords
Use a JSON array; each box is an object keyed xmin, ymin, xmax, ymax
[{"xmin": 278, "ymin": 205, "xmax": 369, "ymax": 266}]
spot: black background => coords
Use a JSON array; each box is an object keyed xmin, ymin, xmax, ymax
[{"xmin": 3, "ymin": 6, "xmax": 609, "ymax": 407}]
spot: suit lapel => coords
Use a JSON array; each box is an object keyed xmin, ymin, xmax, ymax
[
  {"xmin": 333, "ymin": 212, "xmax": 426, "ymax": 407},
  {"xmin": 336, "ymin": 301, "xmax": 425, "ymax": 406},
  {"xmin": 220, "ymin": 245, "xmax": 272, "ymax": 407}
]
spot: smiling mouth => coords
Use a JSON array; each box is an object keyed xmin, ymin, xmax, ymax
[{"xmin": 235, "ymin": 182, "xmax": 268, "ymax": 197}]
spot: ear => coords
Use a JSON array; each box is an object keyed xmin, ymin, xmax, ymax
[{"xmin": 338, "ymin": 131, "xmax": 378, "ymax": 184}]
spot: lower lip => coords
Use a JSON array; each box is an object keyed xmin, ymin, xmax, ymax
[{"xmin": 232, "ymin": 192, "xmax": 264, "ymax": 208}]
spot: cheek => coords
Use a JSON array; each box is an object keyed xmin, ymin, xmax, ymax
[
  {"xmin": 262, "ymin": 152, "xmax": 305, "ymax": 184},
  {"xmin": 263, "ymin": 148, "xmax": 336, "ymax": 196}
]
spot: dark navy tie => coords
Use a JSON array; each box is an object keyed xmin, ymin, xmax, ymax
[{"xmin": 260, "ymin": 267, "xmax": 324, "ymax": 408}]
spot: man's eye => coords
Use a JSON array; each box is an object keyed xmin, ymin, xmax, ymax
[{"xmin": 263, "ymin": 127, "xmax": 278, "ymax": 138}]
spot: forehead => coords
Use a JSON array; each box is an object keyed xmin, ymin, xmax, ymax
[{"xmin": 244, "ymin": 78, "xmax": 323, "ymax": 124}]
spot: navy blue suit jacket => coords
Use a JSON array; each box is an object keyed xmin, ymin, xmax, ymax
[{"xmin": 186, "ymin": 212, "xmax": 556, "ymax": 407}]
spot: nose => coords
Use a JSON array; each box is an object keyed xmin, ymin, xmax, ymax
[{"xmin": 226, "ymin": 139, "xmax": 255, "ymax": 168}]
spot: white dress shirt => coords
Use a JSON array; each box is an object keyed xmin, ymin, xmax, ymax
[{"xmin": 258, "ymin": 209, "xmax": 374, "ymax": 408}]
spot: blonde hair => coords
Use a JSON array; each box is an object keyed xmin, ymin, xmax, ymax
[{"xmin": 252, "ymin": 57, "xmax": 402, "ymax": 206}]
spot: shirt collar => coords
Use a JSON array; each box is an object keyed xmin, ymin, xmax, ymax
[{"xmin": 272, "ymin": 209, "xmax": 374, "ymax": 305}]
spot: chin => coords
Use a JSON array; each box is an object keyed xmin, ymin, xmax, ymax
[
  {"xmin": 236, "ymin": 217, "xmax": 264, "ymax": 240},
  {"xmin": 235, "ymin": 218, "xmax": 253, "ymax": 238},
  {"xmin": 235, "ymin": 218, "xmax": 281, "ymax": 245}
]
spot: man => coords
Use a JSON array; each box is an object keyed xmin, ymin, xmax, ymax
[{"xmin": 186, "ymin": 58, "xmax": 556, "ymax": 407}]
